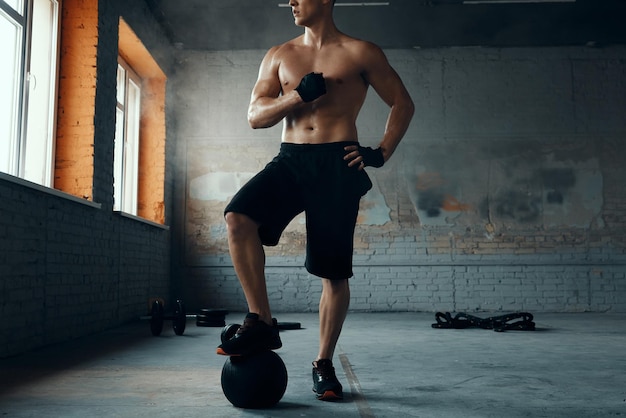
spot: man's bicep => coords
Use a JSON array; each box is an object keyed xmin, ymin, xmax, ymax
[
  {"xmin": 251, "ymin": 78, "xmax": 282, "ymax": 103},
  {"xmin": 364, "ymin": 47, "xmax": 409, "ymax": 107},
  {"xmin": 250, "ymin": 48, "xmax": 282, "ymax": 102}
]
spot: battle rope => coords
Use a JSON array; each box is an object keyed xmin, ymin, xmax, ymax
[{"xmin": 432, "ymin": 312, "xmax": 535, "ymax": 332}]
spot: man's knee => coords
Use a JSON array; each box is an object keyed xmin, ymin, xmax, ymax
[
  {"xmin": 225, "ymin": 212, "xmax": 258, "ymax": 238},
  {"xmin": 322, "ymin": 278, "xmax": 350, "ymax": 293}
]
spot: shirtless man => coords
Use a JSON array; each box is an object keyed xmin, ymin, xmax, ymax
[{"xmin": 217, "ymin": 0, "xmax": 414, "ymax": 401}]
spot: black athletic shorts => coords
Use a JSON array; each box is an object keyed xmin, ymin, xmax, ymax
[{"xmin": 224, "ymin": 141, "xmax": 373, "ymax": 280}]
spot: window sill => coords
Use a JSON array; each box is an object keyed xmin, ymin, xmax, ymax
[
  {"xmin": 114, "ymin": 211, "xmax": 170, "ymax": 230},
  {"xmin": 0, "ymin": 172, "xmax": 101, "ymax": 209}
]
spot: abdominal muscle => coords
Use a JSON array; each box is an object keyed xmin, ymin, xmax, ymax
[
  {"xmin": 281, "ymin": 91, "xmax": 365, "ymax": 145},
  {"xmin": 281, "ymin": 115, "xmax": 359, "ymax": 144}
]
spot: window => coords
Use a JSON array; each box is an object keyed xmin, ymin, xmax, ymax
[
  {"xmin": 117, "ymin": 17, "xmax": 167, "ymax": 224},
  {"xmin": 114, "ymin": 58, "xmax": 142, "ymax": 214},
  {"xmin": 0, "ymin": 0, "xmax": 60, "ymax": 186}
]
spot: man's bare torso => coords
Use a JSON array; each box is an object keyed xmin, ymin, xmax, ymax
[{"xmin": 276, "ymin": 34, "xmax": 371, "ymax": 144}]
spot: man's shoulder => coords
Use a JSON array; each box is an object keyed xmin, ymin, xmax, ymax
[
  {"xmin": 274, "ymin": 36, "xmax": 305, "ymax": 51},
  {"xmin": 261, "ymin": 37, "xmax": 301, "ymax": 63},
  {"xmin": 348, "ymin": 37, "xmax": 382, "ymax": 51}
]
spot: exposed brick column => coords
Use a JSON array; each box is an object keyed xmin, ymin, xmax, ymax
[{"xmin": 55, "ymin": 0, "xmax": 99, "ymax": 200}]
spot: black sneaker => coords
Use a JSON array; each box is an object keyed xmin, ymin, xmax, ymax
[
  {"xmin": 312, "ymin": 359, "xmax": 343, "ymax": 401},
  {"xmin": 216, "ymin": 313, "xmax": 282, "ymax": 356}
]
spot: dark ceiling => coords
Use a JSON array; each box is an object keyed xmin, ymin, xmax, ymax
[{"xmin": 145, "ymin": 0, "xmax": 626, "ymax": 50}]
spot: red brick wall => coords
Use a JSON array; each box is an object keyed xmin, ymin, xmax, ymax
[{"xmin": 55, "ymin": 0, "xmax": 99, "ymax": 200}]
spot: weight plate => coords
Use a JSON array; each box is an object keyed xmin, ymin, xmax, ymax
[
  {"xmin": 221, "ymin": 323, "xmax": 241, "ymax": 343},
  {"xmin": 277, "ymin": 322, "xmax": 301, "ymax": 330},
  {"xmin": 196, "ymin": 318, "xmax": 226, "ymax": 324},
  {"xmin": 150, "ymin": 300, "xmax": 164, "ymax": 336},
  {"xmin": 173, "ymin": 299, "xmax": 187, "ymax": 336},
  {"xmin": 196, "ymin": 319, "xmax": 226, "ymax": 327},
  {"xmin": 196, "ymin": 313, "xmax": 225, "ymax": 321},
  {"xmin": 199, "ymin": 308, "xmax": 229, "ymax": 317}
]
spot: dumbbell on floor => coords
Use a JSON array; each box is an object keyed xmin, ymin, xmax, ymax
[
  {"xmin": 196, "ymin": 308, "xmax": 229, "ymax": 327},
  {"xmin": 148, "ymin": 299, "xmax": 187, "ymax": 336}
]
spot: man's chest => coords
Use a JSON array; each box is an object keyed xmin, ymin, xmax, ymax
[{"xmin": 278, "ymin": 50, "xmax": 366, "ymax": 89}]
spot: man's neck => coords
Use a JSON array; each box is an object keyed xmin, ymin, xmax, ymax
[{"xmin": 302, "ymin": 19, "xmax": 341, "ymax": 49}]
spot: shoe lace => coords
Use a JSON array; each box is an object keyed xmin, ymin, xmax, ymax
[
  {"xmin": 235, "ymin": 317, "xmax": 257, "ymax": 335},
  {"xmin": 314, "ymin": 361, "xmax": 336, "ymax": 380}
]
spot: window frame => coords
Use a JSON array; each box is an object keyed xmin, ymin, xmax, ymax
[
  {"xmin": 0, "ymin": 0, "xmax": 27, "ymax": 178},
  {"xmin": 117, "ymin": 17, "xmax": 167, "ymax": 225},
  {"xmin": 114, "ymin": 56, "xmax": 143, "ymax": 215},
  {"xmin": 0, "ymin": 0, "xmax": 60, "ymax": 187}
]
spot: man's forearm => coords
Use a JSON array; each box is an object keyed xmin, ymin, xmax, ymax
[
  {"xmin": 248, "ymin": 90, "xmax": 302, "ymax": 129},
  {"xmin": 379, "ymin": 100, "xmax": 415, "ymax": 161}
]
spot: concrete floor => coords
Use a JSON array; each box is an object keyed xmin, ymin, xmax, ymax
[{"xmin": 0, "ymin": 312, "xmax": 624, "ymax": 417}]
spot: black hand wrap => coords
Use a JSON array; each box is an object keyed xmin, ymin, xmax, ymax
[
  {"xmin": 295, "ymin": 72, "xmax": 326, "ymax": 103},
  {"xmin": 359, "ymin": 146, "xmax": 385, "ymax": 168}
]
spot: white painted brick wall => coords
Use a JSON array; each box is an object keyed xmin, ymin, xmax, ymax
[{"xmin": 186, "ymin": 262, "xmax": 626, "ymax": 314}]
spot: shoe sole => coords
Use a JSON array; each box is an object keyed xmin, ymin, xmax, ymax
[
  {"xmin": 216, "ymin": 345, "xmax": 282, "ymax": 357},
  {"xmin": 216, "ymin": 347, "xmax": 242, "ymax": 356},
  {"xmin": 314, "ymin": 390, "xmax": 343, "ymax": 401}
]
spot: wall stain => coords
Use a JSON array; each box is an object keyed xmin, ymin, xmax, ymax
[
  {"xmin": 494, "ymin": 190, "xmax": 543, "ymax": 222},
  {"xmin": 415, "ymin": 171, "xmax": 471, "ymax": 217},
  {"xmin": 538, "ymin": 168, "xmax": 576, "ymax": 206}
]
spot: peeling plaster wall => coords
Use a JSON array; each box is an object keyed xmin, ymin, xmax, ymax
[{"xmin": 171, "ymin": 46, "xmax": 626, "ymax": 313}]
